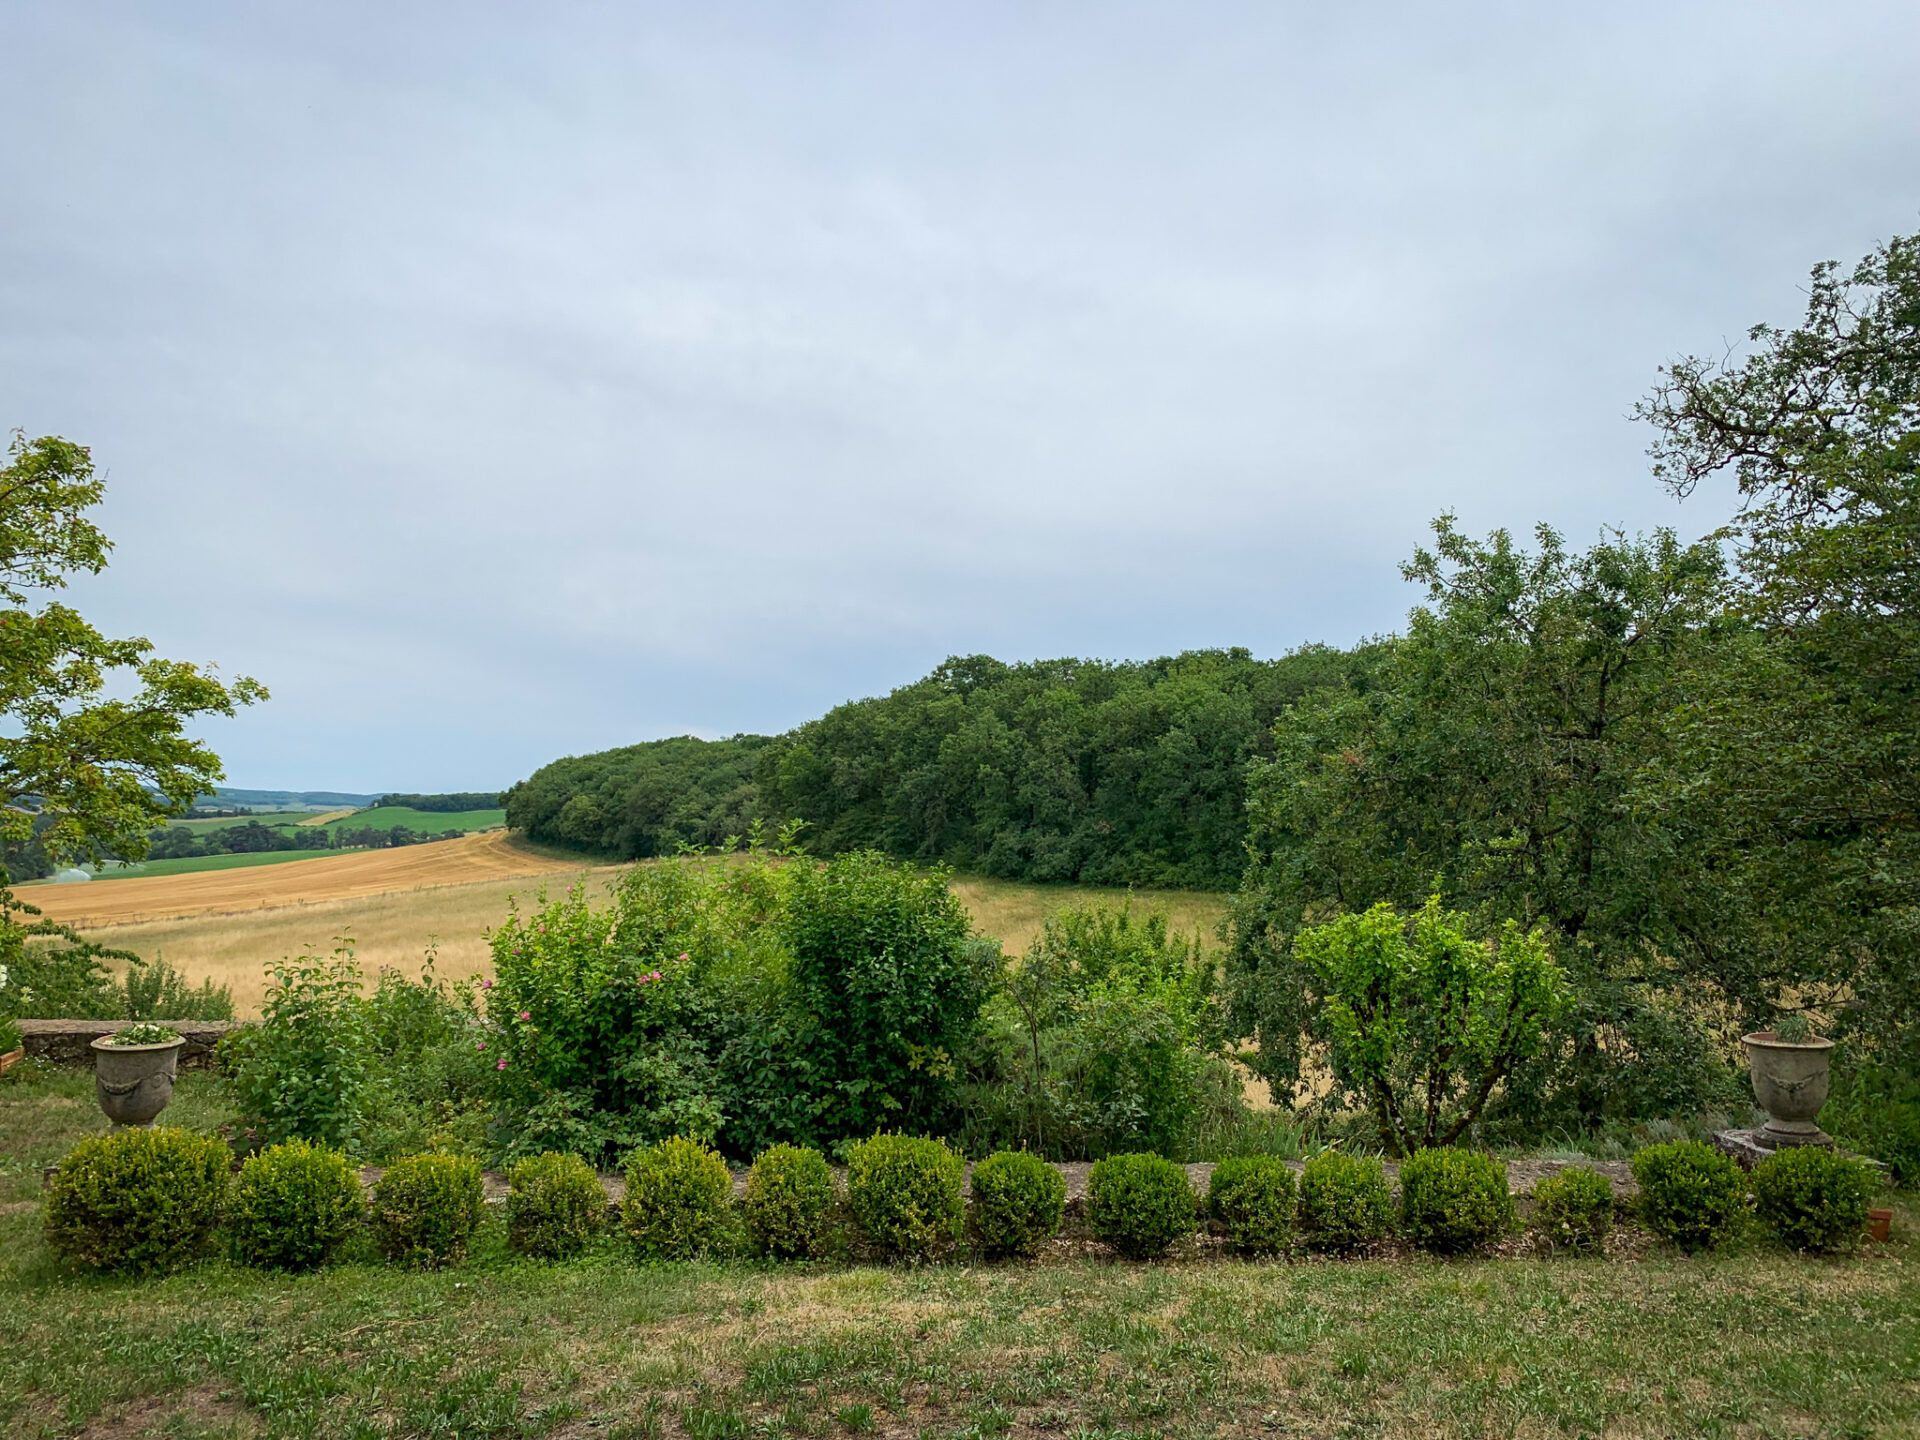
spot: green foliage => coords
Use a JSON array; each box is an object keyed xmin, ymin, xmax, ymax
[
  {"xmin": 1397, "ymin": 1147, "xmax": 1514, "ymax": 1254},
  {"xmin": 964, "ymin": 903, "xmax": 1243, "ymax": 1161},
  {"xmin": 1823, "ymin": 1059, "xmax": 1920, "ymax": 1187},
  {"xmin": 1750, "ymin": 1147, "xmax": 1878, "ymax": 1254},
  {"xmin": 1530, "ymin": 1167, "xmax": 1614, "ymax": 1253},
  {"xmin": 1631, "ymin": 1141, "xmax": 1747, "ymax": 1253},
  {"xmin": 370, "ymin": 1152, "xmax": 484, "ymax": 1268},
  {"xmin": 844, "ymin": 1133, "xmax": 965, "ymax": 1263},
  {"xmin": 357, "ymin": 956, "xmax": 495, "ymax": 1163},
  {"xmin": 1293, "ymin": 898, "xmax": 1564, "ymax": 1155},
  {"xmin": 967, "ymin": 1150, "xmax": 1066, "ymax": 1261},
  {"xmin": 622, "ymin": 1136, "xmax": 735, "ymax": 1260},
  {"xmin": 507, "ymin": 735, "xmax": 771, "ymax": 857},
  {"xmin": 742, "ymin": 1144, "xmax": 837, "ymax": 1260},
  {"xmin": 222, "ymin": 943, "xmax": 371, "ymax": 1150},
  {"xmin": 1085, "ymin": 1152, "xmax": 1197, "ymax": 1260},
  {"xmin": 227, "ymin": 1140, "xmax": 364, "ymax": 1271},
  {"xmin": 506, "ymin": 1151, "xmax": 607, "ymax": 1261},
  {"xmin": 1206, "ymin": 1154, "xmax": 1297, "ymax": 1256},
  {"xmin": 99, "ymin": 1021, "xmax": 179, "ymax": 1047},
  {"xmin": 1296, "ymin": 1151, "xmax": 1392, "ymax": 1253},
  {"xmin": 0, "ymin": 1014, "xmax": 16, "ymax": 1054},
  {"xmin": 785, "ymin": 851, "xmax": 983, "ymax": 1141},
  {"xmin": 43, "ymin": 1126, "xmax": 229, "ymax": 1274},
  {"xmin": 120, "ymin": 957, "xmax": 235, "ymax": 1021}
]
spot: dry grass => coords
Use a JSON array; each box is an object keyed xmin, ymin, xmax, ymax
[
  {"xmin": 950, "ymin": 876, "xmax": 1228, "ymax": 958},
  {"xmin": 294, "ymin": 807, "xmax": 357, "ymax": 827}
]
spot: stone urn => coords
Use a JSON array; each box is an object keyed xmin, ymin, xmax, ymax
[
  {"xmin": 92, "ymin": 1033, "xmax": 186, "ymax": 1127},
  {"xmin": 1742, "ymin": 1030, "xmax": 1835, "ymax": 1149}
]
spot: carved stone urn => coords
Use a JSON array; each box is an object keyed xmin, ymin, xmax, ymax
[
  {"xmin": 92, "ymin": 1033, "xmax": 186, "ymax": 1127},
  {"xmin": 1742, "ymin": 1030, "xmax": 1836, "ymax": 1149}
]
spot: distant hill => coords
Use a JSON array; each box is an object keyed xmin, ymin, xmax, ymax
[{"xmin": 202, "ymin": 787, "xmax": 382, "ymax": 811}]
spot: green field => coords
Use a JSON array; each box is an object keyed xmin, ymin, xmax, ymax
[
  {"xmin": 309, "ymin": 804, "xmax": 505, "ymax": 835},
  {"xmin": 81, "ymin": 849, "xmax": 361, "ymax": 881}
]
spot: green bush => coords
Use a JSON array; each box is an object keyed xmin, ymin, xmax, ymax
[
  {"xmin": 222, "ymin": 944, "xmax": 371, "ymax": 1149},
  {"xmin": 370, "ymin": 1152, "xmax": 484, "ymax": 1268},
  {"xmin": 228, "ymin": 1139, "xmax": 364, "ymax": 1271},
  {"xmin": 1824, "ymin": 1059, "xmax": 1920, "ymax": 1188},
  {"xmin": 506, "ymin": 1151, "xmax": 607, "ymax": 1260},
  {"xmin": 1751, "ymin": 1147, "xmax": 1879, "ymax": 1254},
  {"xmin": 1086, "ymin": 1152, "xmax": 1197, "ymax": 1259},
  {"xmin": 1398, "ymin": 1147, "xmax": 1513, "ymax": 1254},
  {"xmin": 1631, "ymin": 1141, "xmax": 1747, "ymax": 1253},
  {"xmin": 1207, "ymin": 1154, "xmax": 1297, "ymax": 1256},
  {"xmin": 743, "ymin": 1144, "xmax": 837, "ymax": 1260},
  {"xmin": 845, "ymin": 1133, "xmax": 965, "ymax": 1263},
  {"xmin": 1296, "ymin": 1151, "xmax": 1392, "ymax": 1253},
  {"xmin": 969, "ymin": 1151, "xmax": 1067, "ymax": 1260},
  {"xmin": 44, "ymin": 1127, "xmax": 229, "ymax": 1274},
  {"xmin": 1530, "ymin": 1167, "xmax": 1614, "ymax": 1253},
  {"xmin": 623, "ymin": 1136, "xmax": 735, "ymax": 1259}
]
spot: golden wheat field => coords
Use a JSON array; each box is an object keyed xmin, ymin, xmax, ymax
[{"xmin": 21, "ymin": 832, "xmax": 1229, "ymax": 1016}]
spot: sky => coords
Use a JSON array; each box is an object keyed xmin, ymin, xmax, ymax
[{"xmin": 3, "ymin": 4, "xmax": 1916, "ymax": 792}]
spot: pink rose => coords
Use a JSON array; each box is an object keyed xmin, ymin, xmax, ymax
[
  {"xmin": 476, "ymin": 1040, "xmax": 486, "ymax": 1051},
  {"xmin": 482, "ymin": 978, "xmax": 494, "ymax": 989},
  {"xmin": 496, "ymin": 1058, "xmax": 508, "ymax": 1070},
  {"xmin": 518, "ymin": 1010, "xmax": 531, "ymax": 1022}
]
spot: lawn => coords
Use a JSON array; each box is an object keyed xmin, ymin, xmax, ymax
[{"xmin": 3, "ymin": 1067, "xmax": 1915, "ymax": 1440}]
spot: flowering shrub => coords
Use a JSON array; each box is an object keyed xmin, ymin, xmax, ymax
[
  {"xmin": 370, "ymin": 1153, "xmax": 484, "ymax": 1268},
  {"xmin": 228, "ymin": 1139, "xmax": 364, "ymax": 1271},
  {"xmin": 1751, "ymin": 1147, "xmax": 1878, "ymax": 1253},
  {"xmin": 743, "ymin": 1144, "xmax": 837, "ymax": 1259},
  {"xmin": 1086, "ymin": 1152, "xmax": 1197, "ymax": 1259},
  {"xmin": 622, "ymin": 1135, "xmax": 735, "ymax": 1259},
  {"xmin": 1397, "ymin": 1147, "xmax": 1513, "ymax": 1254},
  {"xmin": 1207, "ymin": 1154, "xmax": 1297, "ymax": 1256},
  {"xmin": 506, "ymin": 1151, "xmax": 607, "ymax": 1260},
  {"xmin": 845, "ymin": 1133, "xmax": 965, "ymax": 1263},
  {"xmin": 1531, "ymin": 1167, "xmax": 1614, "ymax": 1253},
  {"xmin": 1631, "ymin": 1141, "xmax": 1747, "ymax": 1253},
  {"xmin": 968, "ymin": 1150, "xmax": 1066, "ymax": 1260},
  {"xmin": 1296, "ymin": 1151, "xmax": 1392, "ymax": 1253},
  {"xmin": 44, "ymin": 1127, "xmax": 230, "ymax": 1274}
]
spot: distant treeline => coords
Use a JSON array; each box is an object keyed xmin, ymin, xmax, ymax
[
  {"xmin": 147, "ymin": 821, "xmax": 470, "ymax": 861},
  {"xmin": 506, "ymin": 646, "xmax": 1381, "ymax": 888},
  {"xmin": 375, "ymin": 792, "xmax": 504, "ymax": 812}
]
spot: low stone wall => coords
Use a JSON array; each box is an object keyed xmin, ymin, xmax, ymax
[{"xmin": 17, "ymin": 1019, "xmax": 239, "ymax": 1069}]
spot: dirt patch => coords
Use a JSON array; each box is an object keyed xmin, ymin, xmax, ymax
[{"xmin": 78, "ymin": 1382, "xmax": 255, "ymax": 1438}]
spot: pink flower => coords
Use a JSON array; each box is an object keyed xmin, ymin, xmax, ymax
[
  {"xmin": 482, "ymin": 978, "xmax": 495, "ymax": 990},
  {"xmin": 518, "ymin": 1010, "xmax": 531, "ymax": 1022},
  {"xmin": 496, "ymin": 1058, "xmax": 509, "ymax": 1070},
  {"xmin": 476, "ymin": 1040, "xmax": 486, "ymax": 1051},
  {"xmin": 677, "ymin": 952, "xmax": 689, "ymax": 962}
]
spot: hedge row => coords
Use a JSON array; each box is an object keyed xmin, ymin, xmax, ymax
[{"xmin": 43, "ymin": 1131, "xmax": 1883, "ymax": 1278}]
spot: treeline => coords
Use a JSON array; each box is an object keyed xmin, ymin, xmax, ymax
[
  {"xmin": 505, "ymin": 646, "xmax": 1380, "ymax": 887},
  {"xmin": 374, "ymin": 792, "xmax": 504, "ymax": 812},
  {"xmin": 146, "ymin": 821, "xmax": 472, "ymax": 861}
]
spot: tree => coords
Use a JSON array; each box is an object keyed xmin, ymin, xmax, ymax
[
  {"xmin": 1637, "ymin": 233, "xmax": 1920, "ymax": 1058},
  {"xmin": 1, "ymin": 432, "xmax": 264, "ymax": 1007}
]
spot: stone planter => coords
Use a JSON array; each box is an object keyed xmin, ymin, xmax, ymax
[
  {"xmin": 92, "ymin": 1034, "xmax": 186, "ymax": 1127},
  {"xmin": 1742, "ymin": 1030, "xmax": 1835, "ymax": 1149}
]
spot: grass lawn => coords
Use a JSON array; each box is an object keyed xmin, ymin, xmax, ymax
[{"xmin": 3, "ymin": 1067, "xmax": 1916, "ymax": 1439}]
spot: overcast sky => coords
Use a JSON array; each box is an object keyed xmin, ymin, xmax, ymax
[{"xmin": 4, "ymin": 4, "xmax": 1916, "ymax": 791}]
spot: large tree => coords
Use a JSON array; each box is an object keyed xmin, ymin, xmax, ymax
[{"xmin": 2, "ymin": 432, "xmax": 264, "ymax": 1003}]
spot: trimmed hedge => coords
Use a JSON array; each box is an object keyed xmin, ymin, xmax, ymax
[
  {"xmin": 1631, "ymin": 1141, "xmax": 1747, "ymax": 1253},
  {"xmin": 1207, "ymin": 1154, "xmax": 1297, "ymax": 1256},
  {"xmin": 1398, "ymin": 1147, "xmax": 1513, "ymax": 1254},
  {"xmin": 507, "ymin": 1151, "xmax": 607, "ymax": 1260},
  {"xmin": 229, "ymin": 1139, "xmax": 363, "ymax": 1271},
  {"xmin": 623, "ymin": 1136, "xmax": 735, "ymax": 1260},
  {"xmin": 1530, "ymin": 1166, "xmax": 1613, "ymax": 1253},
  {"xmin": 743, "ymin": 1144, "xmax": 837, "ymax": 1260},
  {"xmin": 846, "ymin": 1134, "xmax": 965, "ymax": 1263},
  {"xmin": 969, "ymin": 1150, "xmax": 1067, "ymax": 1260},
  {"xmin": 44, "ymin": 1127, "xmax": 230, "ymax": 1275},
  {"xmin": 1296, "ymin": 1151, "xmax": 1392, "ymax": 1253},
  {"xmin": 371, "ymin": 1153, "xmax": 485, "ymax": 1268},
  {"xmin": 1751, "ymin": 1146, "xmax": 1878, "ymax": 1254},
  {"xmin": 1087, "ymin": 1152, "xmax": 1196, "ymax": 1260}
]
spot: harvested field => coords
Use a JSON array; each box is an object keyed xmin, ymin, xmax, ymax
[{"xmin": 294, "ymin": 807, "xmax": 357, "ymax": 826}]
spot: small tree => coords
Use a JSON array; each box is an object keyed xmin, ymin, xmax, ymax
[{"xmin": 1295, "ymin": 897, "xmax": 1563, "ymax": 1154}]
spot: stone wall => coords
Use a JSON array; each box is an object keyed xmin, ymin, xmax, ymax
[{"xmin": 17, "ymin": 1019, "xmax": 240, "ymax": 1069}]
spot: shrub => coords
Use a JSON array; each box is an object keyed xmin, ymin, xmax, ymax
[
  {"xmin": 506, "ymin": 1151, "xmax": 607, "ymax": 1260},
  {"xmin": 228, "ymin": 1139, "xmax": 364, "ymax": 1270},
  {"xmin": 1530, "ymin": 1167, "xmax": 1614, "ymax": 1253},
  {"xmin": 1207, "ymin": 1154, "xmax": 1297, "ymax": 1256},
  {"xmin": 845, "ymin": 1133, "xmax": 965, "ymax": 1263},
  {"xmin": 623, "ymin": 1136, "xmax": 735, "ymax": 1259},
  {"xmin": 969, "ymin": 1151, "xmax": 1067, "ymax": 1260},
  {"xmin": 44, "ymin": 1127, "xmax": 229, "ymax": 1274},
  {"xmin": 1086, "ymin": 1152, "xmax": 1197, "ymax": 1259},
  {"xmin": 1751, "ymin": 1147, "xmax": 1879, "ymax": 1254},
  {"xmin": 743, "ymin": 1144, "xmax": 837, "ymax": 1260},
  {"xmin": 1631, "ymin": 1141, "xmax": 1747, "ymax": 1253},
  {"xmin": 222, "ymin": 944, "xmax": 371, "ymax": 1149},
  {"xmin": 1824, "ymin": 1059, "xmax": 1920, "ymax": 1188},
  {"xmin": 121, "ymin": 957, "xmax": 235, "ymax": 1021},
  {"xmin": 1296, "ymin": 1151, "xmax": 1392, "ymax": 1253},
  {"xmin": 99, "ymin": 1021, "xmax": 179, "ymax": 1047},
  {"xmin": 1398, "ymin": 1147, "xmax": 1513, "ymax": 1254},
  {"xmin": 358, "ymin": 958, "xmax": 496, "ymax": 1164},
  {"xmin": 370, "ymin": 1152, "xmax": 485, "ymax": 1268}
]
